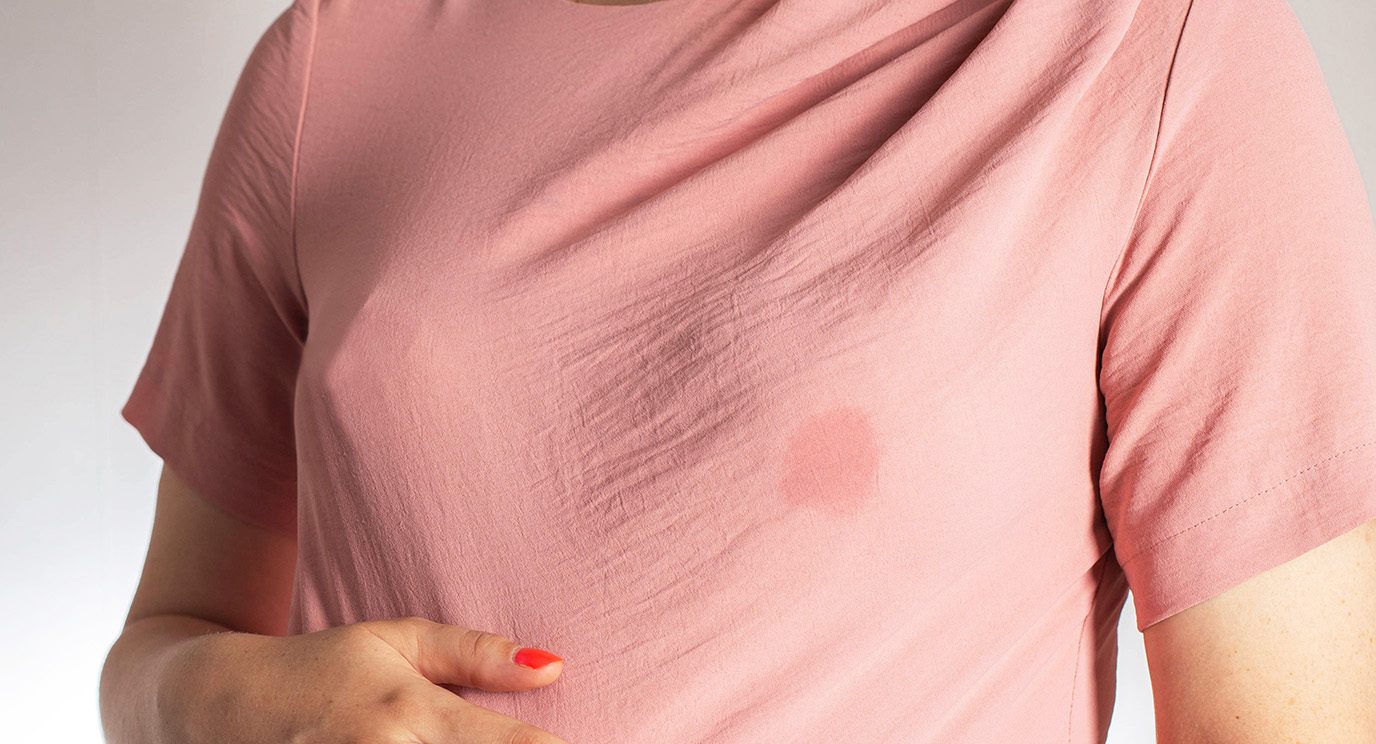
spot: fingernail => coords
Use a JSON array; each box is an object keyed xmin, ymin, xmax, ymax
[{"xmin": 513, "ymin": 646, "xmax": 563, "ymax": 669}]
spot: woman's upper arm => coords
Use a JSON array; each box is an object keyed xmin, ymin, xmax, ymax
[
  {"xmin": 125, "ymin": 463, "xmax": 297, "ymax": 637},
  {"xmin": 1141, "ymin": 516, "xmax": 1376, "ymax": 742}
]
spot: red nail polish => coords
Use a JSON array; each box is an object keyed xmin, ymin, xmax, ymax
[{"xmin": 514, "ymin": 646, "xmax": 563, "ymax": 669}]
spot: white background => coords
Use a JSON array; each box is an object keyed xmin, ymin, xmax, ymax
[{"xmin": 1, "ymin": 1, "xmax": 1372, "ymax": 741}]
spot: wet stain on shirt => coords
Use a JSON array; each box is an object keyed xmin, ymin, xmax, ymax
[{"xmin": 779, "ymin": 405, "xmax": 879, "ymax": 515}]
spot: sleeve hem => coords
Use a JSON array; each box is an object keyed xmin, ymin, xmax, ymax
[
  {"xmin": 1121, "ymin": 437, "xmax": 1376, "ymax": 632},
  {"xmin": 121, "ymin": 379, "xmax": 300, "ymax": 538}
]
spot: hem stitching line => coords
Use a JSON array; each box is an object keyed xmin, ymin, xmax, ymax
[{"xmin": 1117, "ymin": 437, "xmax": 1376, "ymax": 569}]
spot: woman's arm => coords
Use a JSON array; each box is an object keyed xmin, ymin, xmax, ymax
[
  {"xmin": 99, "ymin": 464, "xmax": 571, "ymax": 744},
  {"xmin": 99, "ymin": 463, "xmax": 297, "ymax": 743},
  {"xmin": 1142, "ymin": 516, "xmax": 1376, "ymax": 742}
]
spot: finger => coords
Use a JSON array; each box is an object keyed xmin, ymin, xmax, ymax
[
  {"xmin": 376, "ymin": 616, "xmax": 567, "ymax": 692},
  {"xmin": 408, "ymin": 682, "xmax": 571, "ymax": 744},
  {"xmin": 414, "ymin": 619, "xmax": 566, "ymax": 692}
]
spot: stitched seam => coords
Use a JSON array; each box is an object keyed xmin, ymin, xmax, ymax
[
  {"xmin": 1117, "ymin": 438, "xmax": 1376, "ymax": 569},
  {"xmin": 1095, "ymin": 0, "xmax": 1194, "ymax": 336},
  {"xmin": 288, "ymin": 0, "xmax": 320, "ymax": 319},
  {"xmin": 1066, "ymin": 548, "xmax": 1113, "ymax": 743}
]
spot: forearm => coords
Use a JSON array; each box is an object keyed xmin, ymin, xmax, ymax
[{"xmin": 99, "ymin": 613, "xmax": 236, "ymax": 744}]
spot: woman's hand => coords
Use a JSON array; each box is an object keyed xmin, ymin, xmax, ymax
[
  {"xmin": 163, "ymin": 615, "xmax": 570, "ymax": 744},
  {"xmin": 100, "ymin": 465, "xmax": 570, "ymax": 744}
]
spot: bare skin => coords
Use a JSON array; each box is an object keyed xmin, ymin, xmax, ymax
[
  {"xmin": 98, "ymin": 464, "xmax": 571, "ymax": 744},
  {"xmin": 1143, "ymin": 515, "xmax": 1376, "ymax": 742}
]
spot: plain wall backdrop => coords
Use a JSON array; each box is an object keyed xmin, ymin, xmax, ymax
[{"xmin": 0, "ymin": 0, "xmax": 1372, "ymax": 741}]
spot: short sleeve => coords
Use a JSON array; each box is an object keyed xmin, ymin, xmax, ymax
[
  {"xmin": 120, "ymin": 0, "xmax": 317, "ymax": 536},
  {"xmin": 1097, "ymin": 0, "xmax": 1376, "ymax": 632}
]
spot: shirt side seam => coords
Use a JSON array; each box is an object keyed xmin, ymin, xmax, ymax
[{"xmin": 1066, "ymin": 546, "xmax": 1114, "ymax": 743}]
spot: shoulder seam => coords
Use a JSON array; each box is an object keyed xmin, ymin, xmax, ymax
[
  {"xmin": 1096, "ymin": 0, "xmax": 1196, "ymax": 337},
  {"xmin": 288, "ymin": 0, "xmax": 321, "ymax": 322}
]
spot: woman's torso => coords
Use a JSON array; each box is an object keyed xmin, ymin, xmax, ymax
[{"xmin": 286, "ymin": 0, "xmax": 1184, "ymax": 739}]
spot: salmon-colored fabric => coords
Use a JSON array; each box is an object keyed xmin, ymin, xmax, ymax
[{"xmin": 120, "ymin": 0, "xmax": 1376, "ymax": 739}]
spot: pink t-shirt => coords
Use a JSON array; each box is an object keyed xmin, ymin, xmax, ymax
[{"xmin": 121, "ymin": 0, "xmax": 1376, "ymax": 740}]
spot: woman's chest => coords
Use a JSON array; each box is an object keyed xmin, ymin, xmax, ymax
[
  {"xmin": 289, "ymin": 178, "xmax": 1109, "ymax": 607},
  {"xmin": 286, "ymin": 0, "xmax": 1145, "ymax": 616}
]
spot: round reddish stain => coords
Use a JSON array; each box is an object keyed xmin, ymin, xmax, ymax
[{"xmin": 779, "ymin": 405, "xmax": 880, "ymax": 515}]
